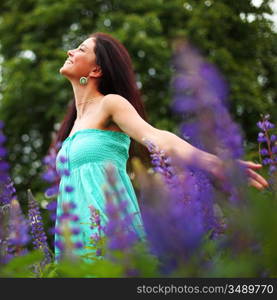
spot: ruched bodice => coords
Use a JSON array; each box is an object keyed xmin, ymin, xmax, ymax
[
  {"xmin": 56, "ymin": 128, "xmax": 131, "ymax": 171},
  {"xmin": 55, "ymin": 128, "xmax": 145, "ymax": 259}
]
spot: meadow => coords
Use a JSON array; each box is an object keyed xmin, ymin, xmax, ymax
[{"xmin": 0, "ymin": 42, "xmax": 276, "ymax": 278}]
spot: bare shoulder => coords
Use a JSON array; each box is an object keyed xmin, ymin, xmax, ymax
[
  {"xmin": 99, "ymin": 94, "xmax": 129, "ymax": 132},
  {"xmin": 102, "ymin": 94, "xmax": 132, "ymax": 116},
  {"xmin": 101, "ymin": 93, "xmax": 160, "ymax": 145},
  {"xmin": 103, "ymin": 93, "xmax": 126, "ymax": 101},
  {"xmin": 103, "ymin": 93, "xmax": 128, "ymax": 106}
]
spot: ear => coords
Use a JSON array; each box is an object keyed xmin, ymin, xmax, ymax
[{"xmin": 89, "ymin": 65, "xmax": 102, "ymax": 78}]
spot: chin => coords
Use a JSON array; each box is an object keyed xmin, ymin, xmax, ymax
[
  {"xmin": 59, "ymin": 65, "xmax": 65, "ymax": 74},
  {"xmin": 59, "ymin": 65, "xmax": 70, "ymax": 76},
  {"xmin": 59, "ymin": 68, "xmax": 74, "ymax": 83}
]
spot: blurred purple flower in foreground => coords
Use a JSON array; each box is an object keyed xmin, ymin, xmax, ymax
[
  {"xmin": 5, "ymin": 199, "xmax": 30, "ymax": 262},
  {"xmin": 41, "ymin": 144, "xmax": 65, "ymax": 240},
  {"xmin": 103, "ymin": 164, "xmax": 141, "ymax": 252},
  {"xmin": 132, "ymin": 155, "xmax": 204, "ymax": 274},
  {"xmin": 135, "ymin": 140, "xmax": 222, "ymax": 274},
  {"xmin": 89, "ymin": 205, "xmax": 103, "ymax": 257},
  {"xmin": 171, "ymin": 41, "xmax": 244, "ymax": 160},
  {"xmin": 0, "ymin": 120, "xmax": 20, "ymax": 264},
  {"xmin": 54, "ymin": 201, "xmax": 83, "ymax": 261},
  {"xmin": 41, "ymin": 144, "xmax": 61, "ymax": 198},
  {"xmin": 0, "ymin": 121, "xmax": 17, "ymax": 206},
  {"xmin": 84, "ymin": 164, "xmax": 143, "ymax": 271},
  {"xmin": 171, "ymin": 41, "xmax": 248, "ymax": 203},
  {"xmin": 27, "ymin": 189, "xmax": 51, "ymax": 265},
  {"xmin": 132, "ymin": 40, "xmax": 250, "ymax": 274},
  {"xmin": 53, "ymin": 154, "xmax": 83, "ymax": 261}
]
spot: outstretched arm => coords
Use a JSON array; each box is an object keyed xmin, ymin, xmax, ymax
[
  {"xmin": 103, "ymin": 94, "xmax": 268, "ymax": 190},
  {"xmin": 158, "ymin": 130, "xmax": 268, "ymax": 190}
]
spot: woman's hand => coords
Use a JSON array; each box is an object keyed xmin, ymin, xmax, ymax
[
  {"xmin": 147, "ymin": 129, "xmax": 270, "ymax": 191},
  {"xmin": 210, "ymin": 158, "xmax": 269, "ymax": 190},
  {"xmin": 238, "ymin": 160, "xmax": 269, "ymax": 190}
]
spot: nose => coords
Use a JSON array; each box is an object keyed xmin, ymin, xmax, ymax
[{"xmin": 67, "ymin": 49, "xmax": 74, "ymax": 57}]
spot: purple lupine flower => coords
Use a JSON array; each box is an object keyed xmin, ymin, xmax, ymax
[
  {"xmin": 258, "ymin": 132, "xmax": 267, "ymax": 143},
  {"xmin": 41, "ymin": 145, "xmax": 62, "ymax": 198},
  {"xmin": 133, "ymin": 157, "xmax": 206, "ymax": 274},
  {"xmin": 45, "ymin": 185, "xmax": 60, "ymax": 198},
  {"xmin": 270, "ymin": 135, "xmax": 276, "ymax": 142},
  {"xmin": 199, "ymin": 61, "xmax": 229, "ymax": 104},
  {"xmin": 42, "ymin": 156, "xmax": 58, "ymax": 181},
  {"xmin": 74, "ymin": 241, "xmax": 84, "ymax": 249},
  {"xmin": 269, "ymin": 165, "xmax": 276, "ymax": 173},
  {"xmin": 257, "ymin": 119, "xmax": 275, "ymax": 131},
  {"xmin": 27, "ymin": 189, "xmax": 52, "ymax": 265},
  {"xmin": 133, "ymin": 42, "xmax": 250, "ymax": 273},
  {"xmin": 46, "ymin": 200, "xmax": 57, "ymax": 235},
  {"xmin": 71, "ymin": 227, "xmax": 80, "ymax": 235},
  {"xmin": 59, "ymin": 156, "xmax": 68, "ymax": 164},
  {"xmin": 64, "ymin": 185, "xmax": 74, "ymax": 193},
  {"xmin": 143, "ymin": 137, "xmax": 221, "ymax": 233},
  {"xmin": 0, "ymin": 133, "xmax": 7, "ymax": 144},
  {"xmin": 89, "ymin": 205, "xmax": 101, "ymax": 228},
  {"xmin": 257, "ymin": 114, "xmax": 276, "ymax": 178},
  {"xmin": 0, "ymin": 121, "xmax": 21, "ymax": 264},
  {"xmin": 103, "ymin": 193, "xmax": 138, "ymax": 251},
  {"xmin": 170, "ymin": 41, "xmax": 248, "ymax": 204},
  {"xmin": 262, "ymin": 158, "xmax": 273, "ymax": 165},
  {"xmin": 0, "ymin": 122, "xmax": 16, "ymax": 206},
  {"xmin": 54, "ymin": 240, "xmax": 64, "ymax": 252},
  {"xmin": 0, "ymin": 202, "xmax": 10, "ymax": 265},
  {"xmin": 102, "ymin": 164, "xmax": 140, "ymax": 253},
  {"xmin": 260, "ymin": 148, "xmax": 269, "ymax": 156},
  {"xmin": 41, "ymin": 145, "xmax": 62, "ymax": 244},
  {"xmin": 54, "ymin": 201, "xmax": 83, "ymax": 261},
  {"xmin": 6, "ymin": 199, "xmax": 30, "ymax": 262},
  {"xmin": 142, "ymin": 138, "xmax": 179, "ymax": 189},
  {"xmin": 0, "ymin": 177, "xmax": 17, "ymax": 206},
  {"xmin": 171, "ymin": 42, "xmax": 244, "ymax": 160},
  {"xmin": 42, "ymin": 146, "xmax": 70, "ymax": 244},
  {"xmin": 89, "ymin": 205, "xmax": 103, "ymax": 257}
]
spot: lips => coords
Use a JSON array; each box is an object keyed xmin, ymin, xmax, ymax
[{"xmin": 65, "ymin": 59, "xmax": 73, "ymax": 64}]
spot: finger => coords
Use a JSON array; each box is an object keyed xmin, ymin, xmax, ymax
[
  {"xmin": 239, "ymin": 160, "xmax": 263, "ymax": 169},
  {"xmin": 248, "ymin": 178, "xmax": 264, "ymax": 190},
  {"xmin": 249, "ymin": 163, "xmax": 263, "ymax": 170},
  {"xmin": 246, "ymin": 168, "xmax": 269, "ymax": 188}
]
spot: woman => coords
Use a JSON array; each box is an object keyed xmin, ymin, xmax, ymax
[{"xmin": 53, "ymin": 32, "xmax": 268, "ymax": 259}]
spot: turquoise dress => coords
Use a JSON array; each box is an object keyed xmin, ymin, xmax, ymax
[{"xmin": 55, "ymin": 128, "xmax": 145, "ymax": 260}]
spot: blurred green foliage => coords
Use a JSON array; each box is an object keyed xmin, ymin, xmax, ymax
[{"xmin": 0, "ymin": 0, "xmax": 276, "ymax": 206}]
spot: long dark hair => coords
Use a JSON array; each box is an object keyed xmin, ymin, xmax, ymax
[{"xmin": 48, "ymin": 32, "xmax": 151, "ymax": 174}]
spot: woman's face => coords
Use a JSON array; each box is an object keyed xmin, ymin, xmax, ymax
[{"xmin": 59, "ymin": 37, "xmax": 98, "ymax": 80}]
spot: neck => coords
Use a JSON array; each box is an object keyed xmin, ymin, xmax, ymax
[{"xmin": 70, "ymin": 79, "xmax": 104, "ymax": 120}]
